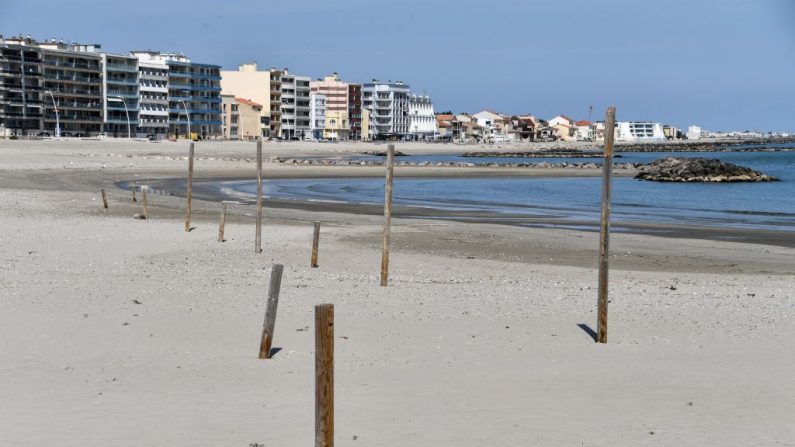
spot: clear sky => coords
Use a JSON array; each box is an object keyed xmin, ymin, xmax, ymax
[{"xmin": 3, "ymin": 0, "xmax": 794, "ymax": 131}]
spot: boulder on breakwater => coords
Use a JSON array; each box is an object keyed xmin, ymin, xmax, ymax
[{"xmin": 634, "ymin": 157, "xmax": 777, "ymax": 182}]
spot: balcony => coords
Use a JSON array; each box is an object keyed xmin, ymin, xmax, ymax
[
  {"xmin": 106, "ymin": 78, "xmax": 139, "ymax": 86},
  {"xmin": 43, "ymin": 74, "xmax": 101, "ymax": 84},
  {"xmin": 106, "ymin": 90, "xmax": 139, "ymax": 98},
  {"xmin": 105, "ymin": 62, "xmax": 138, "ymax": 73}
]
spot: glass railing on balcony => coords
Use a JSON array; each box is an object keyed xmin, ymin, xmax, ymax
[
  {"xmin": 106, "ymin": 90, "xmax": 139, "ymax": 98},
  {"xmin": 106, "ymin": 78, "xmax": 138, "ymax": 86},
  {"xmin": 105, "ymin": 63, "xmax": 138, "ymax": 72}
]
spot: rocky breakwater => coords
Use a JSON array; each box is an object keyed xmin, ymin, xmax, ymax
[
  {"xmin": 635, "ymin": 157, "xmax": 778, "ymax": 182},
  {"xmin": 273, "ymin": 157, "xmax": 637, "ymax": 169}
]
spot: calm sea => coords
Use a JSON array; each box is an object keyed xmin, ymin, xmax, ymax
[{"xmin": 230, "ymin": 148, "xmax": 795, "ymax": 232}]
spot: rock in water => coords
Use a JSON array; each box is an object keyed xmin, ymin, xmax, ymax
[{"xmin": 634, "ymin": 157, "xmax": 778, "ymax": 182}]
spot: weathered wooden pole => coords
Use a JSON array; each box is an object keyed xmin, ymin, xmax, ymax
[
  {"xmin": 315, "ymin": 303, "xmax": 334, "ymax": 447},
  {"xmin": 255, "ymin": 139, "xmax": 263, "ymax": 254},
  {"xmin": 596, "ymin": 106, "xmax": 616, "ymax": 344},
  {"xmin": 141, "ymin": 186, "xmax": 149, "ymax": 219},
  {"xmin": 380, "ymin": 144, "xmax": 395, "ymax": 286},
  {"xmin": 311, "ymin": 221, "xmax": 321, "ymax": 268},
  {"xmin": 258, "ymin": 264, "xmax": 283, "ymax": 359},
  {"xmin": 217, "ymin": 202, "xmax": 227, "ymax": 242},
  {"xmin": 131, "ymin": 187, "xmax": 137, "ymax": 203},
  {"xmin": 184, "ymin": 142, "xmax": 194, "ymax": 232},
  {"xmin": 100, "ymin": 189, "xmax": 108, "ymax": 209}
]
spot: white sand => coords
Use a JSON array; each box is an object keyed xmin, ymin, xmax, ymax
[{"xmin": 0, "ymin": 140, "xmax": 793, "ymax": 446}]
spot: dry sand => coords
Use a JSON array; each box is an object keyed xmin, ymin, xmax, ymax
[{"xmin": 0, "ymin": 139, "xmax": 793, "ymax": 446}]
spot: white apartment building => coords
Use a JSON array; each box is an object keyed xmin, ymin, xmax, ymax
[
  {"xmin": 408, "ymin": 94, "xmax": 437, "ymax": 140},
  {"xmin": 615, "ymin": 121, "xmax": 665, "ymax": 142},
  {"xmin": 362, "ymin": 80, "xmax": 410, "ymax": 139},
  {"xmin": 309, "ymin": 92, "xmax": 326, "ymax": 140},
  {"xmin": 687, "ymin": 125, "xmax": 702, "ymax": 140},
  {"xmin": 135, "ymin": 56, "xmax": 169, "ymax": 137},
  {"xmin": 280, "ymin": 71, "xmax": 311, "ymax": 140}
]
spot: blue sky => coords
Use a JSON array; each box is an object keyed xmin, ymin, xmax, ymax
[{"xmin": 3, "ymin": 0, "xmax": 794, "ymax": 131}]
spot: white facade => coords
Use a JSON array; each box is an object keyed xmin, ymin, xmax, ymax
[
  {"xmin": 615, "ymin": 121, "xmax": 666, "ymax": 142},
  {"xmin": 362, "ymin": 81, "xmax": 410, "ymax": 138},
  {"xmin": 687, "ymin": 125, "xmax": 702, "ymax": 140},
  {"xmin": 472, "ymin": 110, "xmax": 503, "ymax": 134},
  {"xmin": 136, "ymin": 58, "xmax": 169, "ymax": 137},
  {"xmin": 549, "ymin": 115, "xmax": 575, "ymax": 127},
  {"xmin": 408, "ymin": 94, "xmax": 437, "ymax": 139},
  {"xmin": 309, "ymin": 92, "xmax": 326, "ymax": 140}
]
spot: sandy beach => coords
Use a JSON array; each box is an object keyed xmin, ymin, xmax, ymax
[{"xmin": 0, "ymin": 139, "xmax": 793, "ymax": 446}]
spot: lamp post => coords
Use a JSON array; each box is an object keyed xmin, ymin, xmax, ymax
[
  {"xmin": 45, "ymin": 90, "xmax": 60, "ymax": 138},
  {"xmin": 108, "ymin": 96, "xmax": 131, "ymax": 139},
  {"xmin": 179, "ymin": 89, "xmax": 191, "ymax": 140}
]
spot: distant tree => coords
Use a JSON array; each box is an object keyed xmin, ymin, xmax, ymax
[{"xmin": 436, "ymin": 111, "xmax": 453, "ymax": 115}]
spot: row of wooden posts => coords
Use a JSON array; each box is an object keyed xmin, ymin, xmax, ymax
[{"xmin": 97, "ymin": 107, "xmax": 616, "ymax": 446}]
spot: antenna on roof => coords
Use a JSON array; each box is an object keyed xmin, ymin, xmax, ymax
[{"xmin": 588, "ymin": 105, "xmax": 593, "ymax": 123}]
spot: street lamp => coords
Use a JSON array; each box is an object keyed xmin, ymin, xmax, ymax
[
  {"xmin": 45, "ymin": 90, "xmax": 60, "ymax": 138},
  {"xmin": 179, "ymin": 89, "xmax": 191, "ymax": 140},
  {"xmin": 108, "ymin": 96, "xmax": 131, "ymax": 139}
]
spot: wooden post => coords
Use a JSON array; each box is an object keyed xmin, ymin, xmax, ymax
[
  {"xmin": 131, "ymin": 187, "xmax": 137, "ymax": 203},
  {"xmin": 184, "ymin": 142, "xmax": 194, "ymax": 232},
  {"xmin": 258, "ymin": 264, "xmax": 283, "ymax": 359},
  {"xmin": 255, "ymin": 139, "xmax": 263, "ymax": 254},
  {"xmin": 101, "ymin": 189, "xmax": 108, "ymax": 209},
  {"xmin": 217, "ymin": 202, "xmax": 227, "ymax": 242},
  {"xmin": 596, "ymin": 106, "xmax": 616, "ymax": 344},
  {"xmin": 141, "ymin": 186, "xmax": 149, "ymax": 219},
  {"xmin": 380, "ymin": 144, "xmax": 395, "ymax": 286},
  {"xmin": 311, "ymin": 221, "xmax": 321, "ymax": 268},
  {"xmin": 315, "ymin": 303, "xmax": 334, "ymax": 447}
]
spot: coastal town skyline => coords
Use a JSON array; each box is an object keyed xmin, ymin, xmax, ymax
[{"xmin": 3, "ymin": 0, "xmax": 794, "ymax": 132}]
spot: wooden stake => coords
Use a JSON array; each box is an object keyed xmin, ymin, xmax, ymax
[
  {"xmin": 217, "ymin": 202, "xmax": 227, "ymax": 242},
  {"xmin": 131, "ymin": 187, "xmax": 137, "ymax": 203},
  {"xmin": 596, "ymin": 106, "xmax": 616, "ymax": 344},
  {"xmin": 311, "ymin": 221, "xmax": 321, "ymax": 268},
  {"xmin": 101, "ymin": 189, "xmax": 108, "ymax": 209},
  {"xmin": 141, "ymin": 186, "xmax": 149, "ymax": 219},
  {"xmin": 184, "ymin": 142, "xmax": 194, "ymax": 232},
  {"xmin": 258, "ymin": 264, "xmax": 283, "ymax": 359},
  {"xmin": 255, "ymin": 139, "xmax": 263, "ymax": 254},
  {"xmin": 380, "ymin": 144, "xmax": 395, "ymax": 286},
  {"xmin": 315, "ymin": 303, "xmax": 334, "ymax": 447}
]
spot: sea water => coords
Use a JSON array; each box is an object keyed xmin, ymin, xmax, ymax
[{"xmin": 231, "ymin": 150, "xmax": 795, "ymax": 231}]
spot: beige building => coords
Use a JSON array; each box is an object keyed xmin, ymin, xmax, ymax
[
  {"xmin": 220, "ymin": 62, "xmax": 272, "ymax": 138},
  {"xmin": 323, "ymin": 110, "xmax": 349, "ymax": 140},
  {"xmin": 360, "ymin": 108, "xmax": 370, "ymax": 141},
  {"xmin": 310, "ymin": 73, "xmax": 348, "ymax": 113},
  {"xmin": 221, "ymin": 95, "xmax": 262, "ymax": 140}
]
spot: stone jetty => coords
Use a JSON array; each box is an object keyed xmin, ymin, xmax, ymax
[{"xmin": 634, "ymin": 157, "xmax": 778, "ymax": 182}]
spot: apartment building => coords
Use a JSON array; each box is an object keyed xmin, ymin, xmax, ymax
[
  {"xmin": 134, "ymin": 52, "xmax": 169, "ymax": 138},
  {"xmin": 39, "ymin": 41, "xmax": 104, "ymax": 136},
  {"xmin": 616, "ymin": 121, "xmax": 665, "ymax": 142},
  {"xmin": 348, "ymin": 83, "xmax": 362, "ymax": 140},
  {"xmin": 310, "ymin": 73, "xmax": 348, "ymax": 114},
  {"xmin": 279, "ymin": 71, "xmax": 311, "ymax": 140},
  {"xmin": 268, "ymin": 69, "xmax": 282, "ymax": 138},
  {"xmin": 101, "ymin": 53, "xmax": 139, "ymax": 137},
  {"xmin": 408, "ymin": 94, "xmax": 436, "ymax": 140},
  {"xmin": 221, "ymin": 94, "xmax": 262, "ymax": 140},
  {"xmin": 220, "ymin": 62, "xmax": 271, "ymax": 138},
  {"xmin": 0, "ymin": 35, "xmax": 43, "ymax": 136},
  {"xmin": 309, "ymin": 92, "xmax": 326, "ymax": 140},
  {"xmin": 165, "ymin": 54, "xmax": 222, "ymax": 138},
  {"xmin": 362, "ymin": 80, "xmax": 410, "ymax": 139}
]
